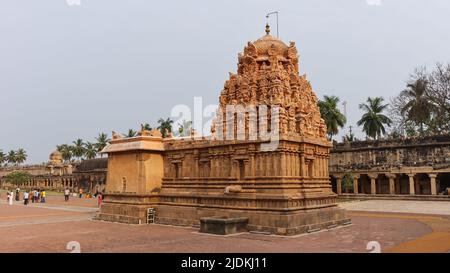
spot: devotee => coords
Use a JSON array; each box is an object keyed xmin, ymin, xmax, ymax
[
  {"xmin": 35, "ymin": 189, "xmax": 39, "ymax": 202},
  {"xmin": 97, "ymin": 192, "xmax": 103, "ymax": 207},
  {"xmin": 15, "ymin": 188, "xmax": 20, "ymax": 201},
  {"xmin": 8, "ymin": 190, "xmax": 13, "ymax": 205},
  {"xmin": 64, "ymin": 188, "xmax": 70, "ymax": 202},
  {"xmin": 23, "ymin": 191, "xmax": 29, "ymax": 205},
  {"xmin": 41, "ymin": 189, "xmax": 46, "ymax": 203}
]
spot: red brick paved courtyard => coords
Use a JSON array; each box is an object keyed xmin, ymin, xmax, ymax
[{"xmin": 1, "ymin": 197, "xmax": 449, "ymax": 253}]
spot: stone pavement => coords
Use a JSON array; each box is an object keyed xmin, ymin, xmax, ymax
[
  {"xmin": 0, "ymin": 199, "xmax": 449, "ymax": 253},
  {"xmin": 338, "ymin": 200, "xmax": 450, "ymax": 215}
]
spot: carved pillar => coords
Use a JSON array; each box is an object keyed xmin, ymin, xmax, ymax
[
  {"xmin": 353, "ymin": 175, "xmax": 360, "ymax": 194},
  {"xmin": 395, "ymin": 176, "xmax": 400, "ymax": 194},
  {"xmin": 408, "ymin": 174, "xmax": 415, "ymax": 195},
  {"xmin": 281, "ymin": 152, "xmax": 286, "ymax": 177},
  {"xmin": 386, "ymin": 174, "xmax": 396, "ymax": 194},
  {"xmin": 300, "ymin": 155, "xmax": 305, "ymax": 177},
  {"xmin": 335, "ymin": 175, "xmax": 342, "ymax": 195},
  {"xmin": 368, "ymin": 174, "xmax": 377, "ymax": 195},
  {"xmin": 429, "ymin": 173, "xmax": 437, "ymax": 195}
]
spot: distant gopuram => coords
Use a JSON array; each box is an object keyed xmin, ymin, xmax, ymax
[{"xmin": 97, "ymin": 24, "xmax": 350, "ymax": 235}]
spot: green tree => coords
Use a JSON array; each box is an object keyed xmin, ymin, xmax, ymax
[
  {"xmin": 342, "ymin": 126, "xmax": 356, "ymax": 142},
  {"xmin": 84, "ymin": 142, "xmax": 97, "ymax": 160},
  {"xmin": 57, "ymin": 144, "xmax": 73, "ymax": 163},
  {"xmin": 400, "ymin": 78, "xmax": 433, "ymax": 136},
  {"xmin": 72, "ymin": 139, "xmax": 86, "ymax": 161},
  {"xmin": 157, "ymin": 118, "xmax": 174, "ymax": 138},
  {"xmin": 4, "ymin": 171, "xmax": 31, "ymax": 187},
  {"xmin": 318, "ymin": 95, "xmax": 347, "ymax": 140},
  {"xmin": 0, "ymin": 150, "xmax": 6, "ymax": 167},
  {"xmin": 342, "ymin": 173, "xmax": 354, "ymax": 193},
  {"xmin": 357, "ymin": 97, "xmax": 392, "ymax": 139},
  {"xmin": 95, "ymin": 133, "xmax": 110, "ymax": 155},
  {"xmin": 15, "ymin": 148, "xmax": 27, "ymax": 165},
  {"xmin": 124, "ymin": 129, "xmax": 137, "ymax": 138},
  {"xmin": 141, "ymin": 123, "xmax": 152, "ymax": 131},
  {"xmin": 177, "ymin": 120, "xmax": 193, "ymax": 137},
  {"xmin": 7, "ymin": 150, "xmax": 16, "ymax": 166}
]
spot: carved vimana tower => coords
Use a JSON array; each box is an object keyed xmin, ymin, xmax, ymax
[
  {"xmin": 153, "ymin": 24, "xmax": 351, "ymax": 235},
  {"xmin": 98, "ymin": 24, "xmax": 350, "ymax": 235}
]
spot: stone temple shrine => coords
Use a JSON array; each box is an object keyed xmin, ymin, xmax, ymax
[{"xmin": 97, "ymin": 24, "xmax": 350, "ymax": 235}]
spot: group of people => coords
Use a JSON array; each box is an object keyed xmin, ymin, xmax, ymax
[
  {"xmin": 3, "ymin": 187, "xmax": 103, "ymax": 207},
  {"xmin": 5, "ymin": 188, "xmax": 46, "ymax": 205}
]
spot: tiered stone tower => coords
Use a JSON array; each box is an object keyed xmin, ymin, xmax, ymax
[
  {"xmin": 98, "ymin": 25, "xmax": 350, "ymax": 235},
  {"xmin": 213, "ymin": 24, "xmax": 327, "ymax": 140},
  {"xmin": 154, "ymin": 25, "xmax": 350, "ymax": 235}
]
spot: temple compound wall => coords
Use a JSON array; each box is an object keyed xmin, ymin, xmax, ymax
[
  {"xmin": 96, "ymin": 25, "xmax": 350, "ymax": 235},
  {"xmin": 330, "ymin": 135, "xmax": 450, "ymax": 197}
]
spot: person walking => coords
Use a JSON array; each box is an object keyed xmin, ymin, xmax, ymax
[
  {"xmin": 8, "ymin": 191, "xmax": 13, "ymax": 205},
  {"xmin": 41, "ymin": 189, "xmax": 46, "ymax": 203},
  {"xmin": 64, "ymin": 188, "xmax": 70, "ymax": 202},
  {"xmin": 35, "ymin": 189, "xmax": 39, "ymax": 203},
  {"xmin": 97, "ymin": 192, "xmax": 103, "ymax": 207},
  {"xmin": 23, "ymin": 191, "xmax": 29, "ymax": 205},
  {"xmin": 31, "ymin": 189, "xmax": 35, "ymax": 203},
  {"xmin": 15, "ymin": 188, "xmax": 20, "ymax": 201}
]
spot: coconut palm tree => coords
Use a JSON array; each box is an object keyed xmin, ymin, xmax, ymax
[
  {"xmin": 95, "ymin": 133, "xmax": 110, "ymax": 155},
  {"xmin": 177, "ymin": 120, "xmax": 193, "ymax": 137},
  {"xmin": 357, "ymin": 97, "xmax": 392, "ymax": 139},
  {"xmin": 15, "ymin": 148, "xmax": 27, "ymax": 165},
  {"xmin": 57, "ymin": 144, "xmax": 73, "ymax": 163},
  {"xmin": 0, "ymin": 150, "xmax": 6, "ymax": 167},
  {"xmin": 7, "ymin": 150, "xmax": 16, "ymax": 166},
  {"xmin": 72, "ymin": 139, "xmax": 86, "ymax": 161},
  {"xmin": 318, "ymin": 95, "xmax": 347, "ymax": 140},
  {"xmin": 142, "ymin": 123, "xmax": 152, "ymax": 131},
  {"xmin": 157, "ymin": 118, "xmax": 174, "ymax": 138},
  {"xmin": 124, "ymin": 129, "xmax": 137, "ymax": 138},
  {"xmin": 400, "ymin": 78, "xmax": 433, "ymax": 136},
  {"xmin": 84, "ymin": 142, "xmax": 97, "ymax": 160}
]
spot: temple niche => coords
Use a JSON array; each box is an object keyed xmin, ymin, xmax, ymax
[{"xmin": 97, "ymin": 24, "xmax": 350, "ymax": 235}]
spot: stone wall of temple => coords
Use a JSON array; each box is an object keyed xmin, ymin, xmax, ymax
[
  {"xmin": 0, "ymin": 155, "xmax": 107, "ymax": 193},
  {"xmin": 329, "ymin": 135, "xmax": 450, "ymax": 196}
]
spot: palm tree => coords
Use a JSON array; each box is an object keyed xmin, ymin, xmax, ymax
[
  {"xmin": 357, "ymin": 97, "xmax": 392, "ymax": 139},
  {"xmin": 57, "ymin": 144, "xmax": 73, "ymax": 163},
  {"xmin": 157, "ymin": 118, "xmax": 174, "ymax": 138},
  {"xmin": 72, "ymin": 139, "xmax": 86, "ymax": 161},
  {"xmin": 400, "ymin": 79, "xmax": 433, "ymax": 136},
  {"xmin": 7, "ymin": 150, "xmax": 16, "ymax": 166},
  {"xmin": 177, "ymin": 120, "xmax": 193, "ymax": 137},
  {"xmin": 84, "ymin": 142, "xmax": 97, "ymax": 160},
  {"xmin": 15, "ymin": 148, "xmax": 27, "ymax": 165},
  {"xmin": 124, "ymin": 129, "xmax": 137, "ymax": 138},
  {"xmin": 0, "ymin": 150, "xmax": 6, "ymax": 167},
  {"xmin": 343, "ymin": 126, "xmax": 356, "ymax": 142},
  {"xmin": 318, "ymin": 96, "xmax": 347, "ymax": 140},
  {"xmin": 95, "ymin": 133, "xmax": 110, "ymax": 155},
  {"xmin": 142, "ymin": 123, "xmax": 152, "ymax": 131}
]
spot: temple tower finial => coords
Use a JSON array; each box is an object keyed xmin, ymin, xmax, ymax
[{"xmin": 265, "ymin": 23, "xmax": 270, "ymax": 35}]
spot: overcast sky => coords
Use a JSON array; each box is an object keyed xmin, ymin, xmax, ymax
[{"xmin": 1, "ymin": 0, "xmax": 449, "ymax": 164}]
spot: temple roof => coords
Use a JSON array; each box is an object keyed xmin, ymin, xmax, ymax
[
  {"xmin": 252, "ymin": 24, "xmax": 289, "ymax": 58},
  {"xmin": 74, "ymin": 158, "xmax": 108, "ymax": 173}
]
